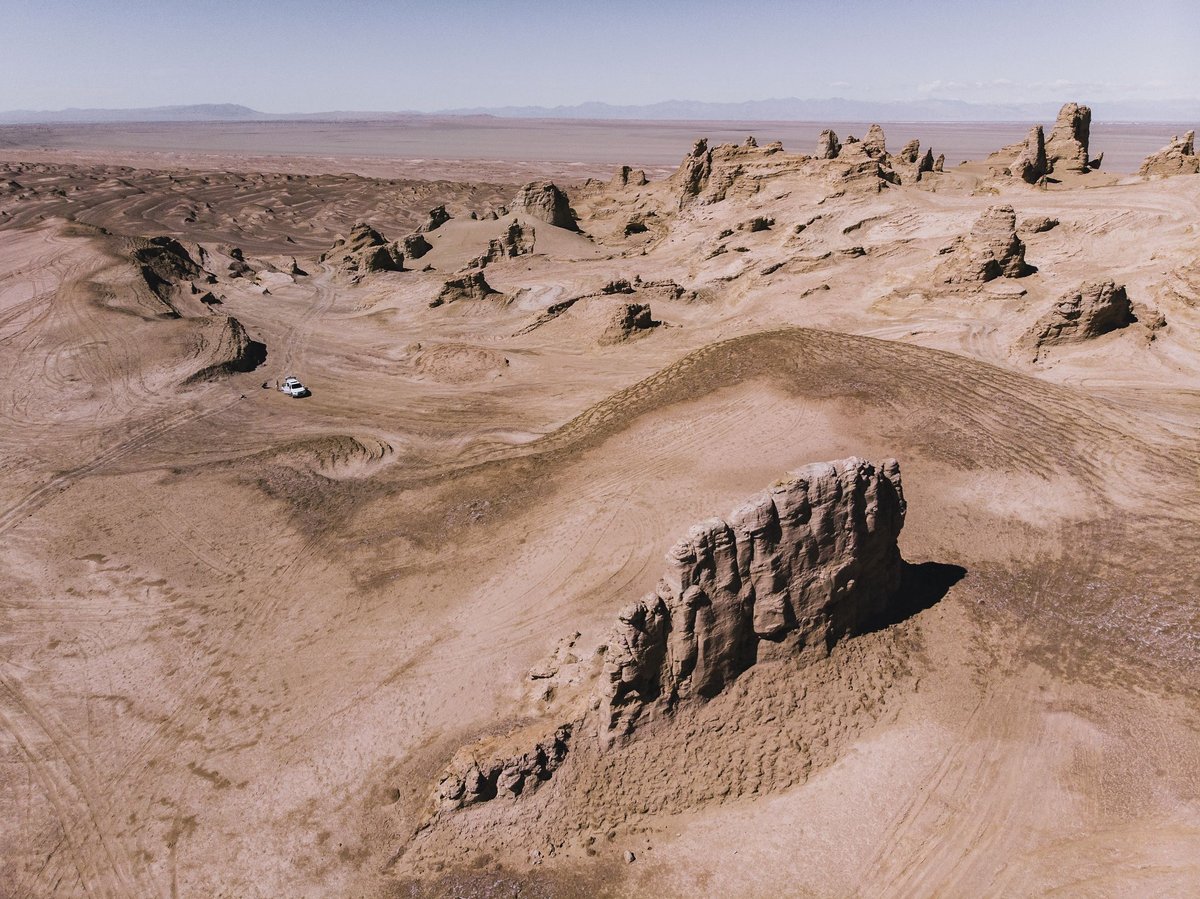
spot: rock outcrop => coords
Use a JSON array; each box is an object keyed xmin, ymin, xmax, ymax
[
  {"xmin": 429, "ymin": 271, "xmax": 499, "ymax": 307},
  {"xmin": 184, "ymin": 315, "xmax": 267, "ymax": 382},
  {"xmin": 610, "ymin": 165, "xmax": 648, "ymax": 188},
  {"xmin": 863, "ymin": 124, "xmax": 888, "ymax": 159},
  {"xmin": 817, "ymin": 129, "xmax": 841, "ymax": 159},
  {"xmin": 418, "ymin": 205, "xmax": 451, "ymax": 233},
  {"xmin": 897, "ymin": 139, "xmax": 921, "ymax": 164},
  {"xmin": 676, "ymin": 139, "xmax": 714, "ymax": 207},
  {"xmin": 510, "ymin": 181, "xmax": 578, "ymax": 230},
  {"xmin": 468, "ymin": 220, "xmax": 534, "ymax": 268},
  {"xmin": 321, "ymin": 223, "xmax": 404, "ymax": 275},
  {"xmin": 597, "ymin": 457, "xmax": 906, "ymax": 747},
  {"xmin": 133, "ymin": 237, "xmax": 211, "ymax": 306},
  {"xmin": 1138, "ymin": 131, "xmax": 1200, "ymax": 177},
  {"xmin": 1045, "ymin": 102, "xmax": 1092, "ymax": 173},
  {"xmin": 940, "ymin": 205, "xmax": 1032, "ymax": 283},
  {"xmin": 1011, "ymin": 125, "xmax": 1049, "ymax": 183},
  {"xmin": 1021, "ymin": 216, "xmax": 1059, "ymax": 233},
  {"xmin": 1022, "ymin": 280, "xmax": 1136, "ymax": 359},
  {"xmin": 403, "ymin": 233, "xmax": 433, "ymax": 261},
  {"xmin": 599, "ymin": 303, "xmax": 659, "ymax": 344},
  {"xmin": 427, "ymin": 457, "xmax": 909, "ymax": 814},
  {"xmin": 434, "ymin": 725, "xmax": 572, "ymax": 812},
  {"xmin": 134, "ymin": 237, "xmax": 205, "ymax": 287}
]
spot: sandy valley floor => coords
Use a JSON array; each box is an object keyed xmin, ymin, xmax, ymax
[{"xmin": 0, "ymin": 118, "xmax": 1198, "ymax": 897}]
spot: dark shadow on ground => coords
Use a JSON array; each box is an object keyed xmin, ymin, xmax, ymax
[{"xmin": 860, "ymin": 560, "xmax": 967, "ymax": 635}]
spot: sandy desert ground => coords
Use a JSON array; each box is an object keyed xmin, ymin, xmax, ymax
[{"xmin": 1, "ymin": 114, "xmax": 1199, "ymax": 898}]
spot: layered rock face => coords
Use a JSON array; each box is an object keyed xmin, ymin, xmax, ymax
[
  {"xmin": 184, "ymin": 315, "xmax": 267, "ymax": 382},
  {"xmin": 599, "ymin": 302, "xmax": 659, "ymax": 344},
  {"xmin": 511, "ymin": 181, "xmax": 577, "ymax": 230},
  {"xmin": 429, "ymin": 271, "xmax": 499, "ymax": 307},
  {"xmin": 426, "ymin": 458, "xmax": 909, "ymax": 815},
  {"xmin": 469, "ymin": 220, "xmax": 534, "ymax": 268},
  {"xmin": 434, "ymin": 725, "xmax": 572, "ymax": 812},
  {"xmin": 597, "ymin": 457, "xmax": 906, "ymax": 747},
  {"xmin": 863, "ymin": 124, "xmax": 888, "ymax": 159},
  {"xmin": 1045, "ymin": 102, "xmax": 1092, "ymax": 173},
  {"xmin": 1024, "ymin": 280, "xmax": 1136, "ymax": 358},
  {"xmin": 817, "ymin": 129, "xmax": 841, "ymax": 159},
  {"xmin": 941, "ymin": 205, "xmax": 1032, "ymax": 283},
  {"xmin": 677, "ymin": 138, "xmax": 714, "ymax": 207},
  {"xmin": 321, "ymin": 223, "xmax": 404, "ymax": 274},
  {"xmin": 402, "ymin": 233, "xmax": 433, "ymax": 261},
  {"xmin": 1011, "ymin": 125, "xmax": 1049, "ymax": 183},
  {"xmin": 1139, "ymin": 131, "xmax": 1200, "ymax": 177},
  {"xmin": 417, "ymin": 205, "xmax": 451, "ymax": 233}
]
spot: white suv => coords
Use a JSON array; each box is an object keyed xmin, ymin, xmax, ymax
[{"xmin": 279, "ymin": 376, "xmax": 310, "ymax": 398}]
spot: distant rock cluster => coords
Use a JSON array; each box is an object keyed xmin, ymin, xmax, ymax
[
  {"xmin": 813, "ymin": 125, "xmax": 941, "ymax": 185},
  {"xmin": 994, "ymin": 102, "xmax": 1100, "ymax": 182},
  {"xmin": 321, "ymin": 223, "xmax": 404, "ymax": 275},
  {"xmin": 1139, "ymin": 131, "xmax": 1199, "ymax": 177}
]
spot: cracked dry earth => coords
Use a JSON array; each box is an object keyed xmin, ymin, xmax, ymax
[{"xmin": 1, "ymin": 123, "xmax": 1199, "ymax": 898}]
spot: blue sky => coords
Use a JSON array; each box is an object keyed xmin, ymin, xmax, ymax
[{"xmin": 1, "ymin": 0, "xmax": 1195, "ymax": 111}]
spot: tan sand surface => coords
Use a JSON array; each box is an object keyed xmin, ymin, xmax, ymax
[{"xmin": 1, "ymin": 121, "xmax": 1198, "ymax": 897}]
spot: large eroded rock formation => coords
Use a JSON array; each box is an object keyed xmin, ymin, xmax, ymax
[
  {"xmin": 511, "ymin": 181, "xmax": 578, "ymax": 230},
  {"xmin": 1011, "ymin": 125, "xmax": 1049, "ymax": 184},
  {"xmin": 321, "ymin": 223, "xmax": 404, "ymax": 275},
  {"xmin": 1022, "ymin": 280, "xmax": 1136, "ymax": 360},
  {"xmin": 1045, "ymin": 102, "xmax": 1093, "ymax": 173},
  {"xmin": 430, "ymin": 457, "xmax": 908, "ymax": 812},
  {"xmin": 597, "ymin": 457, "xmax": 906, "ymax": 746},
  {"xmin": 940, "ymin": 205, "xmax": 1032, "ymax": 283}
]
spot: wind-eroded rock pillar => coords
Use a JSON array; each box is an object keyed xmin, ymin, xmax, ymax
[{"xmin": 598, "ymin": 457, "xmax": 906, "ymax": 747}]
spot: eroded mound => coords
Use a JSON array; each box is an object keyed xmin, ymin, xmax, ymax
[
  {"xmin": 410, "ymin": 343, "xmax": 510, "ymax": 383},
  {"xmin": 427, "ymin": 457, "xmax": 908, "ymax": 822},
  {"xmin": 183, "ymin": 314, "xmax": 267, "ymax": 383}
]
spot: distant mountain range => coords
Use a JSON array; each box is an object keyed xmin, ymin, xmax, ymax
[{"xmin": 3, "ymin": 97, "xmax": 1198, "ymax": 125}]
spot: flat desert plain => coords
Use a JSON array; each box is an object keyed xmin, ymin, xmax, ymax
[{"xmin": 1, "ymin": 114, "xmax": 1199, "ymax": 898}]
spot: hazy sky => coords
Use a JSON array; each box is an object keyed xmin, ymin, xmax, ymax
[{"xmin": 1, "ymin": 0, "xmax": 1195, "ymax": 111}]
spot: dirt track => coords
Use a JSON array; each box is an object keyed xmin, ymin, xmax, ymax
[{"xmin": 1, "ymin": 128, "xmax": 1199, "ymax": 897}]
